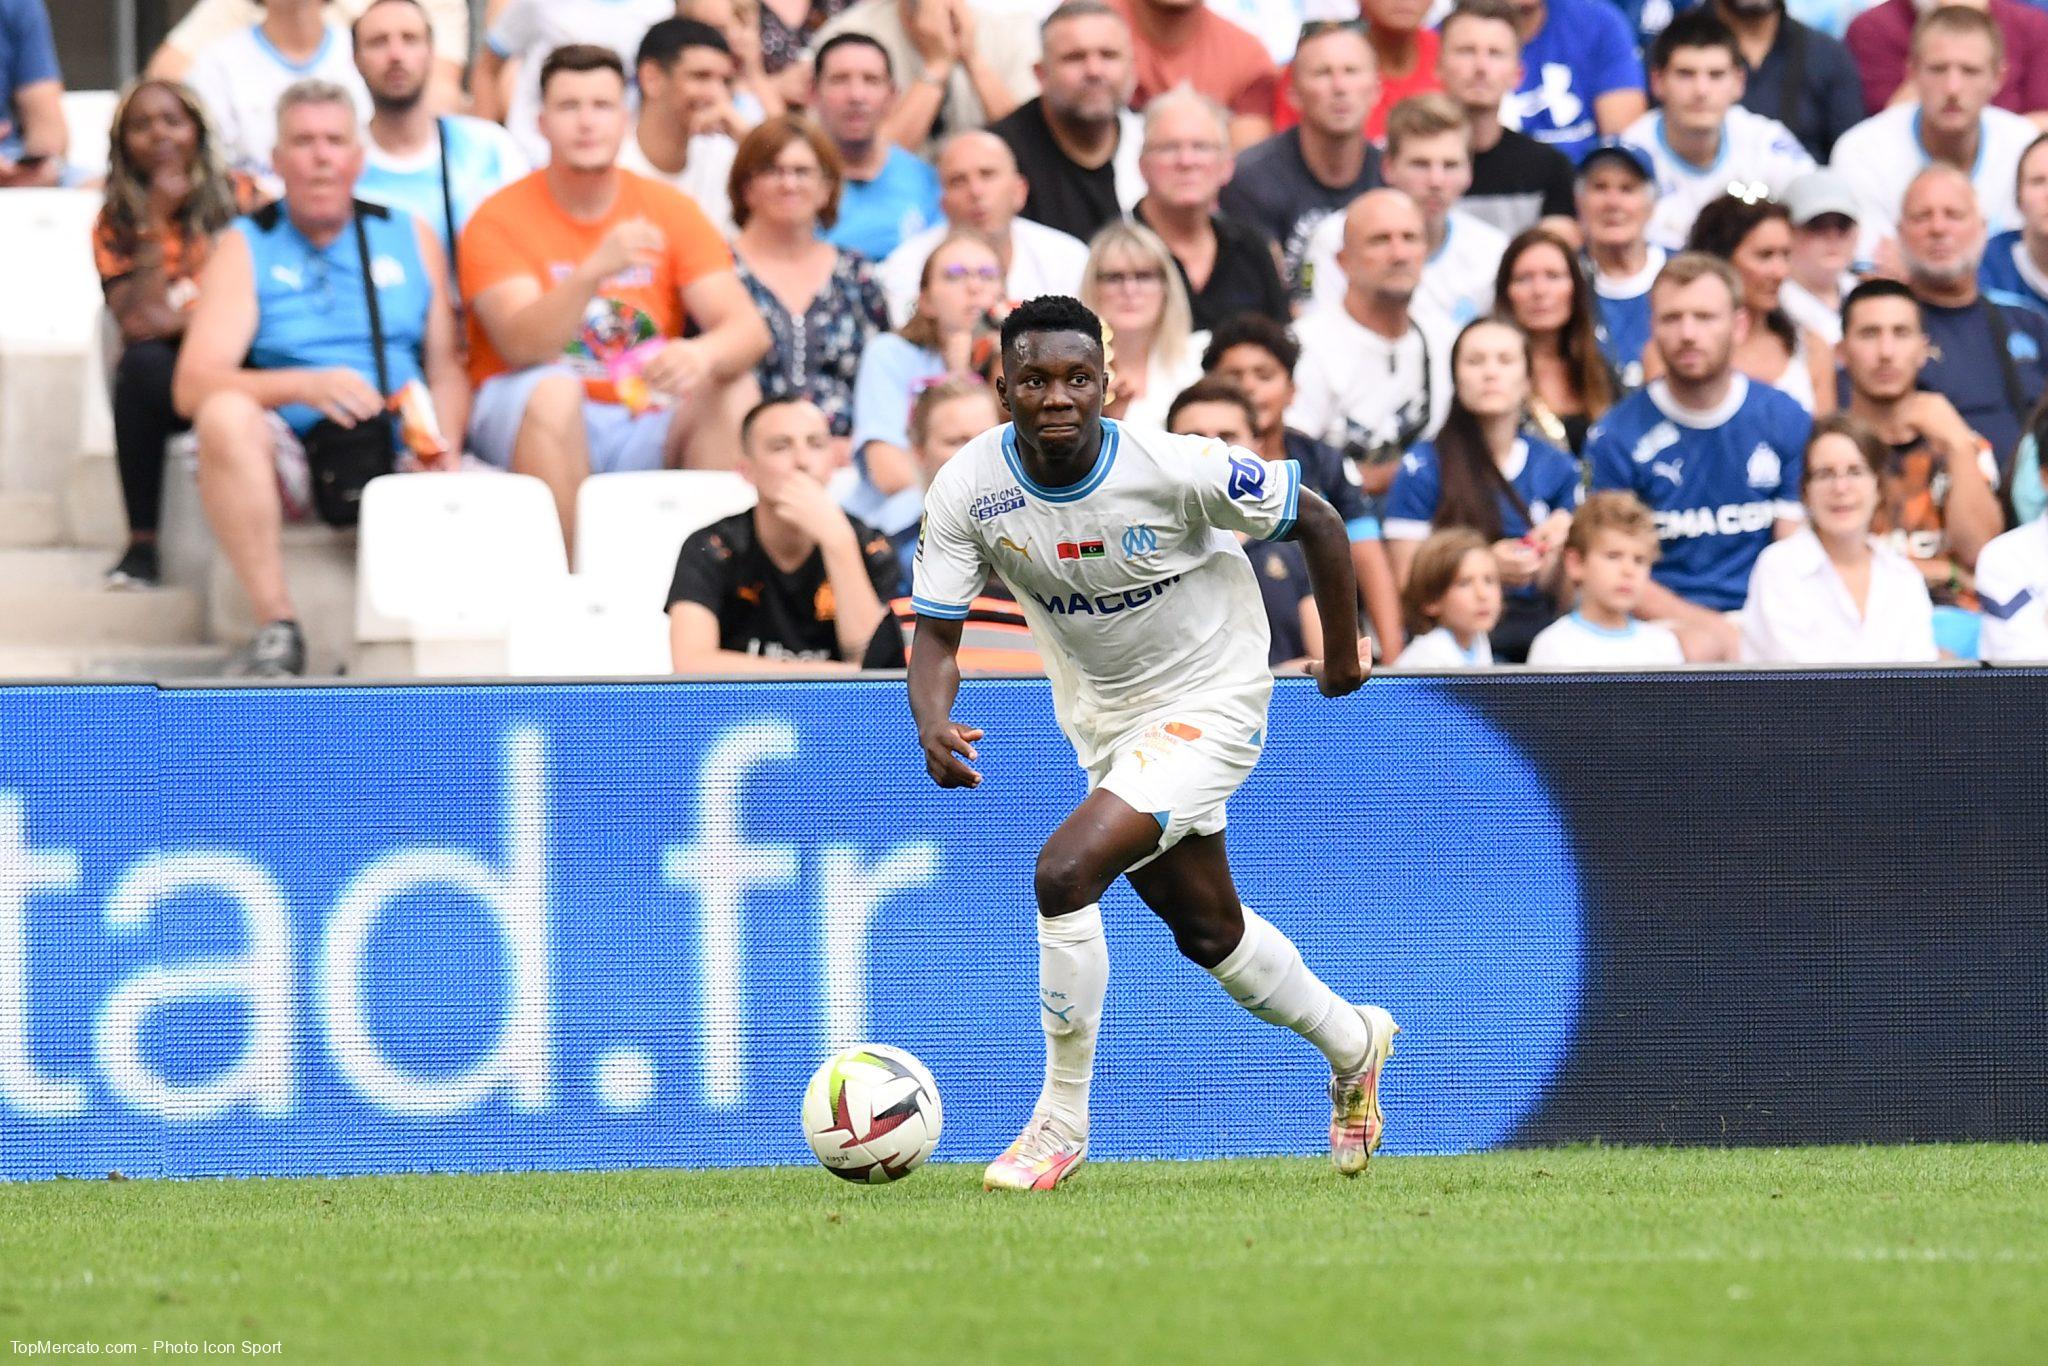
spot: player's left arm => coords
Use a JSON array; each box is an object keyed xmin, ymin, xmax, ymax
[{"xmin": 1286, "ymin": 489, "xmax": 1368, "ymax": 697}]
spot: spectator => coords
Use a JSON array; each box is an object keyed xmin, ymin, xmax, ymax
[
  {"xmin": 848, "ymin": 228, "xmax": 1005, "ymax": 514},
  {"xmin": 151, "ymin": 0, "xmax": 467, "ymax": 114},
  {"xmin": 1220, "ymin": 20, "xmax": 1382, "ymax": 302},
  {"xmin": 185, "ymin": 0, "xmax": 370, "ymax": 181},
  {"xmin": 1307, "ymin": 95, "xmax": 1510, "ymax": 333},
  {"xmin": 1385, "ymin": 317, "xmax": 1579, "ymax": 659},
  {"xmin": 1678, "ymin": 193, "xmax": 1837, "ymax": 415},
  {"xmin": 1438, "ymin": 0, "xmax": 1576, "ymax": 242},
  {"xmin": 0, "ymin": 0, "xmax": 62, "ymax": 186},
  {"xmin": 173, "ymin": 80, "xmax": 466, "ymax": 678},
  {"xmin": 1980, "ymin": 131, "xmax": 2048, "ymax": 314},
  {"xmin": 667, "ymin": 395, "xmax": 901, "ymax": 671},
  {"xmin": 1276, "ymin": 0, "xmax": 1444, "ymax": 144},
  {"xmin": 815, "ymin": 0, "xmax": 1038, "ymax": 153},
  {"xmin": 1502, "ymin": 0, "xmax": 1649, "ymax": 163},
  {"xmin": 729, "ymin": 115, "xmax": 889, "ymax": 445},
  {"xmin": 354, "ymin": 0, "xmax": 528, "ymax": 264},
  {"xmin": 1975, "ymin": 445, "xmax": 2048, "ymax": 658},
  {"xmin": 1201, "ymin": 312, "xmax": 1408, "ymax": 656},
  {"xmin": 1576, "ymin": 140, "xmax": 1665, "ymax": 389},
  {"xmin": 1713, "ymin": 0, "xmax": 1865, "ymax": 162},
  {"xmin": 1525, "ymin": 490, "xmax": 1687, "ymax": 666},
  {"xmin": 1288, "ymin": 189, "xmax": 1455, "ymax": 501},
  {"xmin": 1393, "ymin": 527, "xmax": 1502, "ymax": 667},
  {"xmin": 1741, "ymin": 413, "xmax": 1938, "ymax": 661},
  {"xmin": 459, "ymin": 46, "xmax": 770, "ymax": 540},
  {"xmin": 811, "ymin": 33, "xmax": 942, "ymax": 261},
  {"xmin": 1896, "ymin": 163, "xmax": 2048, "ymax": 473},
  {"xmin": 1624, "ymin": 13, "xmax": 1815, "ymax": 253},
  {"xmin": 679, "ymin": 0, "xmax": 788, "ymax": 125},
  {"xmin": 1837, "ymin": 278, "xmax": 2003, "ymax": 615},
  {"xmin": 1494, "ymin": 226, "xmax": 1619, "ymax": 456},
  {"xmin": 990, "ymin": 1, "xmax": 1145, "ymax": 244},
  {"xmin": 878, "ymin": 131, "xmax": 1090, "ymax": 327},
  {"xmin": 1846, "ymin": 0, "xmax": 2048, "ymax": 118},
  {"xmin": 1165, "ymin": 378, "xmax": 1321, "ymax": 669},
  {"xmin": 747, "ymin": 0, "xmax": 861, "ymax": 111},
  {"xmin": 1835, "ymin": 6, "xmax": 2038, "ymax": 243},
  {"xmin": 1588, "ymin": 252, "xmax": 1810, "ymax": 661},
  {"xmin": 1111, "ymin": 0, "xmax": 1276, "ymax": 149},
  {"xmin": 884, "ymin": 374, "xmax": 1001, "ymax": 572},
  {"xmin": 1779, "ymin": 169, "xmax": 1862, "ymax": 343},
  {"xmin": 1079, "ymin": 220, "xmax": 1207, "ymax": 427},
  {"xmin": 619, "ymin": 20, "xmax": 747, "ymax": 241},
  {"xmin": 1134, "ymin": 87, "xmax": 1289, "ymax": 333},
  {"xmin": 474, "ymin": 0, "xmax": 673, "ymax": 166},
  {"xmin": 93, "ymin": 79, "xmax": 267, "ymax": 589}
]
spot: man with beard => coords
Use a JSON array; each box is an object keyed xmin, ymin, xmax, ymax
[
  {"xmin": 990, "ymin": 1, "xmax": 1145, "ymax": 243},
  {"xmin": 814, "ymin": 33, "xmax": 941, "ymax": 261},
  {"xmin": 1711, "ymin": 0, "xmax": 1864, "ymax": 162},
  {"xmin": 354, "ymin": 0, "xmax": 527, "ymax": 270},
  {"xmin": 1588, "ymin": 252, "xmax": 1810, "ymax": 661}
]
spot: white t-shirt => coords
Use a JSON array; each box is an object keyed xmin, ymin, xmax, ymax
[
  {"xmin": 877, "ymin": 217, "xmax": 1091, "ymax": 327},
  {"xmin": 184, "ymin": 22, "xmax": 371, "ymax": 179},
  {"xmin": 359, "ymin": 115, "xmax": 531, "ymax": 256},
  {"xmin": 913, "ymin": 418, "xmax": 1299, "ymax": 766},
  {"xmin": 1526, "ymin": 612, "xmax": 1685, "ymax": 667},
  {"xmin": 1393, "ymin": 627, "xmax": 1494, "ymax": 669},
  {"xmin": 1974, "ymin": 516, "xmax": 2048, "ymax": 661},
  {"xmin": 1306, "ymin": 210, "xmax": 1509, "ymax": 333},
  {"xmin": 1118, "ymin": 334, "xmax": 1210, "ymax": 432},
  {"xmin": 1620, "ymin": 107, "xmax": 1815, "ymax": 253},
  {"xmin": 488, "ymin": 0, "xmax": 677, "ymax": 165},
  {"xmin": 1738, "ymin": 527, "xmax": 1937, "ymax": 664},
  {"xmin": 1285, "ymin": 302, "xmax": 1454, "ymax": 461},
  {"xmin": 1779, "ymin": 277, "xmax": 1853, "ymax": 346},
  {"xmin": 1832, "ymin": 103, "xmax": 2037, "ymax": 243},
  {"xmin": 618, "ymin": 128, "xmax": 739, "ymax": 240}
]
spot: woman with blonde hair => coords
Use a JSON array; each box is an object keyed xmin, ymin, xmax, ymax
[{"xmin": 1078, "ymin": 220, "xmax": 1207, "ymax": 429}]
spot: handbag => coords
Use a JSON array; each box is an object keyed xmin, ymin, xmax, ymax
[{"xmin": 300, "ymin": 203, "xmax": 397, "ymax": 527}]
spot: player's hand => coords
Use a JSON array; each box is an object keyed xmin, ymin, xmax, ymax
[
  {"xmin": 1306, "ymin": 638, "xmax": 1370, "ymax": 697},
  {"xmin": 920, "ymin": 721, "xmax": 984, "ymax": 787},
  {"xmin": 641, "ymin": 339, "xmax": 713, "ymax": 400},
  {"xmin": 302, "ymin": 368, "xmax": 386, "ymax": 427},
  {"xmin": 585, "ymin": 217, "xmax": 665, "ymax": 281}
]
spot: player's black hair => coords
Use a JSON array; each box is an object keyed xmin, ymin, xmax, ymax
[
  {"xmin": 814, "ymin": 31, "xmax": 893, "ymax": 82},
  {"xmin": 637, "ymin": 18, "xmax": 732, "ymax": 72},
  {"xmin": 1201, "ymin": 313, "xmax": 1300, "ymax": 375},
  {"xmin": 999, "ymin": 295, "xmax": 1105, "ymax": 359},
  {"xmin": 1839, "ymin": 277, "xmax": 1922, "ymax": 332},
  {"xmin": 1651, "ymin": 9, "xmax": 1742, "ymax": 72},
  {"xmin": 739, "ymin": 394, "xmax": 816, "ymax": 450}
]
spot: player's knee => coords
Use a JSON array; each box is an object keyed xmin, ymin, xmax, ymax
[
  {"xmin": 1033, "ymin": 847, "xmax": 1104, "ymax": 917},
  {"xmin": 1169, "ymin": 916, "xmax": 1239, "ymax": 970}
]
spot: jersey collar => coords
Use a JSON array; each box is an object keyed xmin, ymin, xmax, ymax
[{"xmin": 1001, "ymin": 418, "xmax": 1121, "ymax": 503}]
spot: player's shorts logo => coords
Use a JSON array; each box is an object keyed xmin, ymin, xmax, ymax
[
  {"xmin": 1226, "ymin": 452, "xmax": 1268, "ymax": 501},
  {"xmin": 1121, "ymin": 524, "xmax": 1159, "ymax": 558}
]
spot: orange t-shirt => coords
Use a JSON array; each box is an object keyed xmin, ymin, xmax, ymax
[
  {"xmin": 458, "ymin": 169, "xmax": 734, "ymax": 402},
  {"xmin": 1111, "ymin": 0, "xmax": 1278, "ymax": 119}
]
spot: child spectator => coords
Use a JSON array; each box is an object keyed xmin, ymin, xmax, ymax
[
  {"xmin": 1395, "ymin": 528, "xmax": 1502, "ymax": 668},
  {"xmin": 1385, "ymin": 318, "xmax": 1579, "ymax": 660},
  {"xmin": 93, "ymin": 78, "xmax": 267, "ymax": 589},
  {"xmin": 1526, "ymin": 491, "xmax": 1687, "ymax": 666},
  {"xmin": 1741, "ymin": 413, "xmax": 1938, "ymax": 663}
]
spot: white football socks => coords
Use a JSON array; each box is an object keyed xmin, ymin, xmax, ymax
[
  {"xmin": 1034, "ymin": 902, "xmax": 1108, "ymax": 1140},
  {"xmin": 1207, "ymin": 908, "xmax": 1371, "ymax": 1074}
]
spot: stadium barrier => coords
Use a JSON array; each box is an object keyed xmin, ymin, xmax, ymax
[{"xmin": 1, "ymin": 673, "xmax": 2042, "ymax": 1179}]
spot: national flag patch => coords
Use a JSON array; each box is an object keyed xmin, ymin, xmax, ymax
[{"xmin": 1056, "ymin": 540, "xmax": 1106, "ymax": 560}]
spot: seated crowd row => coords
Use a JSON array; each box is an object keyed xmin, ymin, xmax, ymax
[{"xmin": 26, "ymin": 0, "xmax": 2048, "ymax": 671}]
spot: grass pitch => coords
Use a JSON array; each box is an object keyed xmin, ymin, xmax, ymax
[{"xmin": 3, "ymin": 1146, "xmax": 2042, "ymax": 1365}]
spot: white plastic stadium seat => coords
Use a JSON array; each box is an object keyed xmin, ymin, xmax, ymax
[
  {"xmin": 60, "ymin": 90, "xmax": 120, "ymax": 183},
  {"xmin": 355, "ymin": 472, "xmax": 568, "ymax": 656},
  {"xmin": 0, "ymin": 189, "xmax": 103, "ymax": 352},
  {"xmin": 572, "ymin": 470, "xmax": 756, "ymax": 590},
  {"xmin": 505, "ymin": 576, "xmax": 671, "ymax": 677}
]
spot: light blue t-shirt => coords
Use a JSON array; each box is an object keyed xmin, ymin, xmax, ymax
[
  {"xmin": 357, "ymin": 116, "xmax": 530, "ymax": 263},
  {"xmin": 234, "ymin": 202, "xmax": 433, "ymax": 434},
  {"xmin": 1504, "ymin": 0, "xmax": 1646, "ymax": 164},
  {"xmin": 827, "ymin": 147, "xmax": 941, "ymax": 262}
]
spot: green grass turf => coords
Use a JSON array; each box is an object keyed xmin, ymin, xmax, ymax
[{"xmin": 2, "ymin": 1146, "xmax": 2042, "ymax": 1365}]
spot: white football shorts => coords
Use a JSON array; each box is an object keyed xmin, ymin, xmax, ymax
[{"xmin": 1087, "ymin": 704, "xmax": 1266, "ymax": 868}]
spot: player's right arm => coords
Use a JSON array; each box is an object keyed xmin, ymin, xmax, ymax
[
  {"xmin": 909, "ymin": 616, "xmax": 983, "ymax": 788},
  {"xmin": 1290, "ymin": 489, "xmax": 1368, "ymax": 698},
  {"xmin": 906, "ymin": 463, "xmax": 993, "ymax": 788}
]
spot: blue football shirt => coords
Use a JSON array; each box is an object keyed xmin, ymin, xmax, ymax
[{"xmin": 1503, "ymin": 0, "xmax": 1646, "ymax": 164}]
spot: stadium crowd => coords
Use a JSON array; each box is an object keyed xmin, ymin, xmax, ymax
[{"xmin": 13, "ymin": 0, "xmax": 2048, "ymax": 673}]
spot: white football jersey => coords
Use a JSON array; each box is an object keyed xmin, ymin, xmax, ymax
[
  {"xmin": 914, "ymin": 419, "xmax": 1299, "ymax": 765},
  {"xmin": 1975, "ymin": 516, "xmax": 2048, "ymax": 662},
  {"xmin": 1832, "ymin": 103, "xmax": 2037, "ymax": 244},
  {"xmin": 1620, "ymin": 107, "xmax": 1816, "ymax": 253}
]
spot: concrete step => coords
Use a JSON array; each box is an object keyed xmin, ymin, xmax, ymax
[
  {"xmin": 0, "ymin": 492, "xmax": 61, "ymax": 548},
  {"xmin": 0, "ymin": 546, "xmax": 119, "ymax": 589},
  {"xmin": 0, "ymin": 584, "xmax": 202, "ymax": 647},
  {"xmin": 0, "ymin": 642, "xmax": 234, "ymax": 680},
  {"xmin": 63, "ymin": 450, "xmax": 126, "ymax": 549}
]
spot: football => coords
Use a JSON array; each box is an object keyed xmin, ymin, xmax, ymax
[{"xmin": 801, "ymin": 1045, "xmax": 944, "ymax": 1183}]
